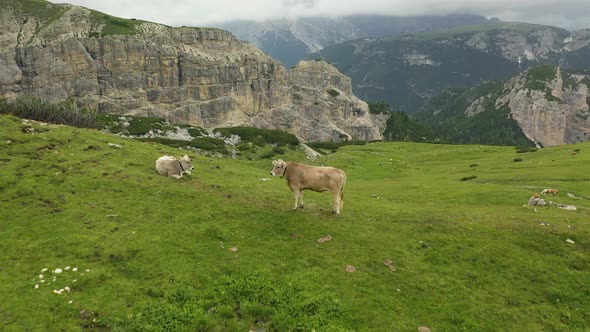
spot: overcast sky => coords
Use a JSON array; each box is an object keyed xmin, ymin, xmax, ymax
[{"xmin": 49, "ymin": 0, "xmax": 590, "ymax": 30}]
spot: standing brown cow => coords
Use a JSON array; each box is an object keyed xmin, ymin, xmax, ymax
[{"xmin": 270, "ymin": 159, "xmax": 346, "ymax": 215}]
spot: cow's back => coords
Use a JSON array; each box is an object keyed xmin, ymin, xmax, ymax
[
  {"xmin": 287, "ymin": 163, "xmax": 345, "ymax": 192},
  {"xmin": 155, "ymin": 156, "xmax": 178, "ymax": 176}
]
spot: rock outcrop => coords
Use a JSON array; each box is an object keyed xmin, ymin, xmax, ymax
[
  {"xmin": 0, "ymin": 0, "xmax": 385, "ymax": 142},
  {"xmin": 496, "ymin": 67, "xmax": 590, "ymax": 146}
]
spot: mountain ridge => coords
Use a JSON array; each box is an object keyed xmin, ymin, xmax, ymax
[{"xmin": 0, "ymin": 0, "xmax": 386, "ymax": 142}]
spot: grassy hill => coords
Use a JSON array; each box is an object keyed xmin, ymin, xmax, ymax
[{"xmin": 1, "ymin": 114, "xmax": 589, "ymax": 330}]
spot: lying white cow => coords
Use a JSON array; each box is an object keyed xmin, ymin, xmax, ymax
[
  {"xmin": 270, "ymin": 159, "xmax": 347, "ymax": 215},
  {"xmin": 155, "ymin": 155, "xmax": 194, "ymax": 179}
]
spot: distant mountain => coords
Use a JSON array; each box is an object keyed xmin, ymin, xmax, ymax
[
  {"xmin": 311, "ymin": 23, "xmax": 590, "ymax": 113},
  {"xmin": 415, "ymin": 65, "xmax": 590, "ymax": 147},
  {"xmin": 213, "ymin": 14, "xmax": 492, "ymax": 67}
]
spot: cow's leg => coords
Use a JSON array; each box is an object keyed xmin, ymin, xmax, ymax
[
  {"xmin": 293, "ymin": 188, "xmax": 300, "ymax": 210},
  {"xmin": 170, "ymin": 173, "xmax": 182, "ymax": 179},
  {"xmin": 339, "ymin": 190, "xmax": 344, "ymax": 211},
  {"xmin": 332, "ymin": 191, "xmax": 341, "ymax": 215},
  {"xmin": 299, "ymin": 190, "xmax": 304, "ymax": 209}
]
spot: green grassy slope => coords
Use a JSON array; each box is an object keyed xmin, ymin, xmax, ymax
[{"xmin": 1, "ymin": 114, "xmax": 589, "ymax": 330}]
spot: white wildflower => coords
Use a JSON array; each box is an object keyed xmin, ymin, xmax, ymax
[
  {"xmin": 40, "ymin": 268, "xmax": 48, "ymax": 273},
  {"xmin": 65, "ymin": 266, "xmax": 71, "ymax": 271},
  {"xmin": 72, "ymin": 267, "xmax": 78, "ymax": 272},
  {"xmin": 54, "ymin": 268, "xmax": 63, "ymax": 274},
  {"xmin": 39, "ymin": 274, "xmax": 44, "ymax": 279},
  {"xmin": 64, "ymin": 286, "xmax": 71, "ymax": 292},
  {"xmin": 34, "ymin": 284, "xmax": 39, "ymax": 289}
]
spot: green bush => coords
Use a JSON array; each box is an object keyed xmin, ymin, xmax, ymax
[
  {"xmin": 327, "ymin": 89, "xmax": 340, "ymax": 97},
  {"xmin": 260, "ymin": 150, "xmax": 276, "ymax": 159},
  {"xmin": 214, "ymin": 127, "xmax": 299, "ymax": 147},
  {"xmin": 190, "ymin": 137, "xmax": 227, "ymax": 154},
  {"xmin": 5, "ymin": 95, "xmax": 97, "ymax": 128},
  {"xmin": 272, "ymin": 146, "xmax": 285, "ymax": 155},
  {"xmin": 188, "ymin": 127, "xmax": 207, "ymax": 138}
]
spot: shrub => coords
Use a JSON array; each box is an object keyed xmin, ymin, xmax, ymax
[
  {"xmin": 237, "ymin": 143, "xmax": 253, "ymax": 151},
  {"xmin": 6, "ymin": 95, "xmax": 97, "ymax": 128},
  {"xmin": 214, "ymin": 127, "xmax": 299, "ymax": 147},
  {"xmin": 188, "ymin": 127, "xmax": 207, "ymax": 137},
  {"xmin": 327, "ymin": 89, "xmax": 340, "ymax": 97},
  {"xmin": 272, "ymin": 146, "xmax": 285, "ymax": 155},
  {"xmin": 460, "ymin": 175, "xmax": 478, "ymax": 181},
  {"xmin": 514, "ymin": 157, "xmax": 523, "ymax": 162},
  {"xmin": 260, "ymin": 150, "xmax": 276, "ymax": 159},
  {"xmin": 190, "ymin": 137, "xmax": 227, "ymax": 154},
  {"xmin": 125, "ymin": 117, "xmax": 167, "ymax": 135}
]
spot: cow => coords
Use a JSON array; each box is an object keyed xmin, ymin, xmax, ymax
[
  {"xmin": 155, "ymin": 155, "xmax": 194, "ymax": 179},
  {"xmin": 541, "ymin": 188, "xmax": 559, "ymax": 196},
  {"xmin": 270, "ymin": 159, "xmax": 346, "ymax": 215}
]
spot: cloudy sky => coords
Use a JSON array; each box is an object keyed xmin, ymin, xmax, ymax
[{"xmin": 49, "ymin": 0, "xmax": 589, "ymax": 30}]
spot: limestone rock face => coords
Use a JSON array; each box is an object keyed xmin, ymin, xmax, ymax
[
  {"xmin": 495, "ymin": 67, "xmax": 590, "ymax": 146},
  {"xmin": 0, "ymin": 2, "xmax": 385, "ymax": 142}
]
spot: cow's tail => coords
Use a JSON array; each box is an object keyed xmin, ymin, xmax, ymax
[{"xmin": 340, "ymin": 172, "xmax": 347, "ymax": 209}]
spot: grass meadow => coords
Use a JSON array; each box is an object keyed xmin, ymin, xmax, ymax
[{"xmin": 0, "ymin": 114, "xmax": 588, "ymax": 330}]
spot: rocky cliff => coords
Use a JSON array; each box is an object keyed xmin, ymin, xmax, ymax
[
  {"xmin": 0, "ymin": 0, "xmax": 385, "ymax": 142},
  {"xmin": 496, "ymin": 66, "xmax": 590, "ymax": 146},
  {"xmin": 416, "ymin": 65, "xmax": 590, "ymax": 147}
]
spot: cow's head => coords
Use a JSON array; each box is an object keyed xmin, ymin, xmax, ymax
[
  {"xmin": 179, "ymin": 154, "xmax": 194, "ymax": 171},
  {"xmin": 271, "ymin": 159, "xmax": 287, "ymax": 177}
]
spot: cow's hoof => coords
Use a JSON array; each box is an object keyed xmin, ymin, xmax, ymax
[{"xmin": 299, "ymin": 204, "xmax": 304, "ymax": 209}]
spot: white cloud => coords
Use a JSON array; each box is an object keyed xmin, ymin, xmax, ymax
[{"xmin": 49, "ymin": 0, "xmax": 590, "ymax": 30}]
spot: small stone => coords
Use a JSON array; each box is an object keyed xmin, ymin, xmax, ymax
[
  {"xmin": 317, "ymin": 235, "xmax": 332, "ymax": 244},
  {"xmin": 229, "ymin": 247, "xmax": 238, "ymax": 252},
  {"xmin": 39, "ymin": 274, "xmax": 44, "ymax": 279},
  {"xmin": 85, "ymin": 269, "xmax": 90, "ymax": 272},
  {"xmin": 64, "ymin": 286, "xmax": 71, "ymax": 292},
  {"xmin": 54, "ymin": 268, "xmax": 63, "ymax": 274},
  {"xmin": 64, "ymin": 266, "xmax": 71, "ymax": 271},
  {"xmin": 34, "ymin": 284, "xmax": 39, "ymax": 289},
  {"xmin": 72, "ymin": 267, "xmax": 78, "ymax": 272},
  {"xmin": 345, "ymin": 265, "xmax": 356, "ymax": 273},
  {"xmin": 417, "ymin": 326, "xmax": 431, "ymax": 332},
  {"xmin": 40, "ymin": 268, "xmax": 48, "ymax": 273},
  {"xmin": 566, "ymin": 239, "xmax": 575, "ymax": 244}
]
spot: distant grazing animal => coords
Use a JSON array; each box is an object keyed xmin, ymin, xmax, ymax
[
  {"xmin": 541, "ymin": 188, "xmax": 559, "ymax": 196},
  {"xmin": 155, "ymin": 155, "xmax": 193, "ymax": 179},
  {"xmin": 270, "ymin": 159, "xmax": 346, "ymax": 215}
]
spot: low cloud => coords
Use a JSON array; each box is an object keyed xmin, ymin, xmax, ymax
[{"xmin": 50, "ymin": 0, "xmax": 590, "ymax": 30}]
